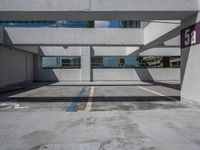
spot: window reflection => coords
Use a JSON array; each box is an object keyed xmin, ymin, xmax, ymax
[
  {"xmin": 42, "ymin": 57, "xmax": 81, "ymax": 69},
  {"xmin": 92, "ymin": 56, "xmax": 180, "ymax": 68}
]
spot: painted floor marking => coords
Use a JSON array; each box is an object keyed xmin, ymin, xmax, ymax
[
  {"xmin": 66, "ymin": 86, "xmax": 86, "ymax": 112},
  {"xmin": 0, "ymin": 102, "xmax": 29, "ymax": 110},
  {"xmin": 85, "ymin": 86, "xmax": 94, "ymax": 112},
  {"xmin": 137, "ymin": 86, "xmax": 179, "ymax": 101}
]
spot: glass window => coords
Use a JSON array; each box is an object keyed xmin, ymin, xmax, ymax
[
  {"xmin": 60, "ymin": 57, "xmax": 81, "ymax": 68},
  {"xmin": 0, "ymin": 20, "xmax": 88, "ymax": 28},
  {"xmin": 120, "ymin": 20, "xmax": 141, "ymax": 28},
  {"xmin": 0, "ymin": 20, "xmax": 143, "ymax": 28},
  {"xmin": 91, "ymin": 56, "xmax": 180, "ymax": 69},
  {"xmin": 42, "ymin": 57, "xmax": 81, "ymax": 69},
  {"xmin": 42, "ymin": 57, "xmax": 60, "ymax": 68}
]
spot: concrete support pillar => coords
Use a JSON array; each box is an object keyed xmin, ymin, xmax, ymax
[
  {"xmin": 181, "ymin": 12, "xmax": 200, "ymax": 102},
  {"xmin": 81, "ymin": 46, "xmax": 91, "ymax": 81},
  {"xmin": 33, "ymin": 55, "xmax": 42, "ymax": 82}
]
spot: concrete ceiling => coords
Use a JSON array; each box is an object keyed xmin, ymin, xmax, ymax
[{"xmin": 0, "ymin": 0, "xmax": 198, "ymax": 20}]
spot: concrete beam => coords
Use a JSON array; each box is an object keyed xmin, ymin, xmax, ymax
[
  {"xmin": 129, "ymin": 16, "xmax": 200, "ymax": 56},
  {"xmin": 39, "ymin": 46, "xmax": 180, "ymax": 57},
  {"xmin": 0, "ymin": 0, "xmax": 197, "ymax": 20},
  {"xmin": 4, "ymin": 28, "xmax": 144, "ymax": 46},
  {"xmin": 15, "ymin": 46, "xmax": 39, "ymax": 54},
  {"xmin": 1, "ymin": 29, "xmax": 39, "ymax": 54},
  {"xmin": 126, "ymin": 47, "xmax": 139, "ymax": 55},
  {"xmin": 144, "ymin": 21, "xmax": 180, "ymax": 47},
  {"xmin": 127, "ymin": 47, "xmax": 180, "ymax": 56},
  {"xmin": 39, "ymin": 46, "xmax": 81, "ymax": 56},
  {"xmin": 140, "ymin": 48, "xmax": 180, "ymax": 56},
  {"xmin": 40, "ymin": 46, "xmax": 130, "ymax": 56},
  {"xmin": 92, "ymin": 47, "xmax": 127, "ymax": 56},
  {"xmin": 163, "ymin": 36, "xmax": 180, "ymax": 47},
  {"xmin": 129, "ymin": 21, "xmax": 182, "ymax": 55}
]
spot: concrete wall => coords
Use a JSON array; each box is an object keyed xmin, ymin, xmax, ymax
[
  {"xmin": 0, "ymin": 46, "xmax": 33, "ymax": 88},
  {"xmin": 38, "ymin": 46, "xmax": 180, "ymax": 82},
  {"xmin": 93, "ymin": 68, "xmax": 180, "ymax": 81},
  {"xmin": 181, "ymin": 44, "xmax": 200, "ymax": 102},
  {"xmin": 38, "ymin": 68, "xmax": 180, "ymax": 82},
  {"xmin": 39, "ymin": 69, "xmax": 81, "ymax": 81},
  {"xmin": 180, "ymin": 13, "xmax": 200, "ymax": 102}
]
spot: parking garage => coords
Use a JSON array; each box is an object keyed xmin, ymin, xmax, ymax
[{"xmin": 1, "ymin": 0, "xmax": 200, "ymax": 149}]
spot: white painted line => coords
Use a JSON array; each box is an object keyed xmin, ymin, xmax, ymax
[
  {"xmin": 0, "ymin": 103, "xmax": 13, "ymax": 110},
  {"xmin": 0, "ymin": 102, "xmax": 29, "ymax": 110},
  {"xmin": 137, "ymin": 86, "xmax": 179, "ymax": 101},
  {"xmin": 85, "ymin": 86, "xmax": 94, "ymax": 112}
]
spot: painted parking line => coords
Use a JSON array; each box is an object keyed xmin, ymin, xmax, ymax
[
  {"xmin": 0, "ymin": 102, "xmax": 29, "ymax": 110},
  {"xmin": 66, "ymin": 86, "xmax": 86, "ymax": 112},
  {"xmin": 137, "ymin": 86, "xmax": 179, "ymax": 101},
  {"xmin": 85, "ymin": 86, "xmax": 94, "ymax": 112}
]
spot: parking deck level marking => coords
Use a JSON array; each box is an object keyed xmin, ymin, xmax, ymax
[
  {"xmin": 85, "ymin": 86, "xmax": 94, "ymax": 112},
  {"xmin": 137, "ymin": 86, "xmax": 179, "ymax": 101},
  {"xmin": 66, "ymin": 86, "xmax": 86, "ymax": 112}
]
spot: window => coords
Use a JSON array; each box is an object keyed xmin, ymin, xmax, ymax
[
  {"xmin": 42, "ymin": 57, "xmax": 60, "ymax": 68},
  {"xmin": 60, "ymin": 57, "xmax": 81, "ymax": 68},
  {"xmin": 91, "ymin": 56, "xmax": 180, "ymax": 69},
  {"xmin": 92, "ymin": 56, "xmax": 140, "ymax": 68},
  {"xmin": 0, "ymin": 20, "xmax": 87, "ymax": 28},
  {"xmin": 120, "ymin": 21, "xmax": 141, "ymax": 28},
  {"xmin": 42, "ymin": 57, "xmax": 81, "ymax": 69}
]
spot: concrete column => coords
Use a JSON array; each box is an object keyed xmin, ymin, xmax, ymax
[
  {"xmin": 33, "ymin": 55, "xmax": 42, "ymax": 82},
  {"xmin": 81, "ymin": 46, "xmax": 91, "ymax": 81},
  {"xmin": 181, "ymin": 12, "xmax": 200, "ymax": 102}
]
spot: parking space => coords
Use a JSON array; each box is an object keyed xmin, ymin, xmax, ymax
[
  {"xmin": 0, "ymin": 82, "xmax": 191, "ymax": 112},
  {"xmin": 91, "ymin": 85, "xmax": 183, "ymax": 111},
  {"xmin": 0, "ymin": 83, "xmax": 91, "ymax": 112}
]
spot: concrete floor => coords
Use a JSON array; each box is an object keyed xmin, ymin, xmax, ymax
[
  {"xmin": 0, "ymin": 82, "xmax": 200, "ymax": 150},
  {"xmin": 0, "ymin": 81, "xmax": 182, "ymax": 112}
]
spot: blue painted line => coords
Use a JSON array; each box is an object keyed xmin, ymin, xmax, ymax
[{"xmin": 66, "ymin": 86, "xmax": 86, "ymax": 112}]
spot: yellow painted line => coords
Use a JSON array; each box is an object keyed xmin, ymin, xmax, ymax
[
  {"xmin": 85, "ymin": 86, "xmax": 94, "ymax": 112},
  {"xmin": 137, "ymin": 86, "xmax": 179, "ymax": 101}
]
